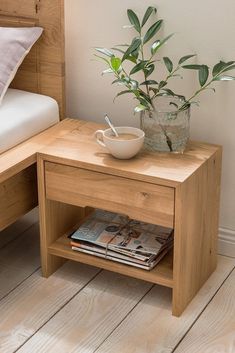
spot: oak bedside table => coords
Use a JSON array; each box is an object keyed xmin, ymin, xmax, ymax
[{"xmin": 37, "ymin": 118, "xmax": 222, "ymax": 316}]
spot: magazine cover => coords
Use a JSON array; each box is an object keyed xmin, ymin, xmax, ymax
[{"xmin": 70, "ymin": 209, "xmax": 173, "ymax": 256}]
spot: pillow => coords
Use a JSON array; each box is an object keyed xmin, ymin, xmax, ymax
[{"xmin": 0, "ymin": 27, "xmax": 43, "ymax": 104}]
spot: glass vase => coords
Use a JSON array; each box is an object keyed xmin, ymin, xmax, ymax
[{"xmin": 140, "ymin": 96, "xmax": 190, "ymax": 153}]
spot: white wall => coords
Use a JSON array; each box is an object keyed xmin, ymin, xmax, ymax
[{"xmin": 65, "ymin": 0, "xmax": 235, "ymax": 245}]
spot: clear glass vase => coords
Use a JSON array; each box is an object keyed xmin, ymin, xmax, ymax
[{"xmin": 140, "ymin": 96, "xmax": 190, "ymax": 153}]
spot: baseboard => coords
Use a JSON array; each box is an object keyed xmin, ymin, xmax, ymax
[{"xmin": 218, "ymin": 227, "xmax": 235, "ymax": 258}]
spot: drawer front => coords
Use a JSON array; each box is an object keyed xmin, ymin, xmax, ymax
[{"xmin": 45, "ymin": 162, "xmax": 175, "ymax": 228}]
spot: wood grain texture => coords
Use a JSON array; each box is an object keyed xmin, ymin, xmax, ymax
[
  {"xmin": 0, "ymin": 0, "xmax": 65, "ymax": 118},
  {"xmin": 38, "ymin": 118, "xmax": 222, "ymax": 316},
  {"xmin": 94, "ymin": 256, "xmax": 234, "ymax": 353},
  {"xmin": 0, "ymin": 119, "xmax": 84, "ymax": 231},
  {"xmin": 0, "ymin": 1, "xmax": 37, "ymax": 17},
  {"xmin": 38, "ymin": 157, "xmax": 86, "ymax": 277},
  {"xmin": 16, "ymin": 271, "xmax": 152, "ymax": 353},
  {"xmin": 172, "ymin": 148, "xmax": 222, "ymax": 316},
  {"xmin": 0, "ymin": 165, "xmax": 38, "ymax": 231},
  {"xmin": 0, "ymin": 207, "xmax": 38, "ymax": 249},
  {"xmin": 39, "ymin": 119, "xmax": 221, "ymax": 188},
  {"xmin": 0, "ymin": 223, "xmax": 40, "ymax": 300},
  {"xmin": 174, "ymin": 267, "xmax": 235, "ymax": 353},
  {"xmin": 45, "ymin": 162, "xmax": 175, "ymax": 228},
  {"xmin": 49, "ymin": 234, "xmax": 173, "ymax": 287},
  {"xmin": 0, "ymin": 262, "xmax": 99, "ymax": 353},
  {"xmin": 0, "ymin": 119, "xmax": 84, "ymax": 182}
]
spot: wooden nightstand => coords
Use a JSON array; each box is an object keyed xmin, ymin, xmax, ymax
[{"xmin": 37, "ymin": 118, "xmax": 222, "ymax": 316}]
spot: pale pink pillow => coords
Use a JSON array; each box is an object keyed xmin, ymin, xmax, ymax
[{"xmin": 0, "ymin": 27, "xmax": 43, "ymax": 104}]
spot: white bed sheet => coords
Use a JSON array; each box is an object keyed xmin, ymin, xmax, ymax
[{"xmin": 0, "ymin": 88, "xmax": 59, "ymax": 154}]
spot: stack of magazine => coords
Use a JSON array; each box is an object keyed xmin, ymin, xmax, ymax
[{"xmin": 69, "ymin": 209, "xmax": 173, "ymax": 271}]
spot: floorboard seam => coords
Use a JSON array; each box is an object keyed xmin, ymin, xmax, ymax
[
  {"xmin": 13, "ymin": 268, "xmax": 103, "ymax": 353},
  {"xmin": 92, "ymin": 283, "xmax": 155, "ymax": 353},
  {"xmin": 171, "ymin": 266, "xmax": 235, "ymax": 353},
  {"xmin": 0, "ymin": 221, "xmax": 38, "ymax": 251},
  {"xmin": 0, "ymin": 266, "xmax": 41, "ymax": 302}
]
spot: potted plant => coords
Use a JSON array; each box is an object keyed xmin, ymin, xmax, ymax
[{"xmin": 94, "ymin": 6, "xmax": 235, "ymax": 152}]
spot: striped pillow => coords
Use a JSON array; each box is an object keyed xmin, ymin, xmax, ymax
[{"xmin": 0, "ymin": 27, "xmax": 43, "ymax": 104}]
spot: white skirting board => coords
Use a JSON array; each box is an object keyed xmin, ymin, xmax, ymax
[{"xmin": 218, "ymin": 227, "xmax": 235, "ymax": 258}]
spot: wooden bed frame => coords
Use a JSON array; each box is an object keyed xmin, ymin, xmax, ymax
[{"xmin": 0, "ymin": 0, "xmax": 66, "ymax": 230}]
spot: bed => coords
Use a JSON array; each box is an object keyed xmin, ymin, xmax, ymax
[
  {"xmin": 0, "ymin": 89, "xmax": 59, "ymax": 154},
  {"xmin": 0, "ymin": 0, "xmax": 65, "ymax": 230}
]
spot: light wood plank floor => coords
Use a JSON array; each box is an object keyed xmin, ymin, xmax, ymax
[{"xmin": 0, "ymin": 209, "xmax": 234, "ymax": 353}]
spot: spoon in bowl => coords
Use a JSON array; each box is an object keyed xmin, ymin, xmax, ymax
[{"xmin": 104, "ymin": 114, "xmax": 119, "ymax": 137}]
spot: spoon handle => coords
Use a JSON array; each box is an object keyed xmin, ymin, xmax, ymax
[{"xmin": 104, "ymin": 115, "xmax": 119, "ymax": 137}]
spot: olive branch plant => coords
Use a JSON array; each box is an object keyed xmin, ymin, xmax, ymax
[{"xmin": 94, "ymin": 6, "xmax": 235, "ymax": 115}]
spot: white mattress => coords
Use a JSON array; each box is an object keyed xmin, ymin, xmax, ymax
[{"xmin": 0, "ymin": 89, "xmax": 59, "ymax": 154}]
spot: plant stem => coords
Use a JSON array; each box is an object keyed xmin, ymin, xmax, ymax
[
  {"xmin": 150, "ymin": 101, "xmax": 173, "ymax": 152},
  {"xmin": 178, "ymin": 69, "xmax": 226, "ymax": 111},
  {"xmin": 140, "ymin": 39, "xmax": 173, "ymax": 151}
]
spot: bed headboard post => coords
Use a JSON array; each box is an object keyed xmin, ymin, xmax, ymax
[{"xmin": 0, "ymin": 0, "xmax": 65, "ymax": 119}]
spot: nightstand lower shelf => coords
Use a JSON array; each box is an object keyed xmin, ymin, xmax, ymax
[{"xmin": 48, "ymin": 233, "xmax": 174, "ymax": 288}]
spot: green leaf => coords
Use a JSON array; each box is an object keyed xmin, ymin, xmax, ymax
[
  {"xmin": 212, "ymin": 62, "xmax": 228, "ymax": 76},
  {"xmin": 139, "ymin": 91, "xmax": 151, "ymax": 103},
  {"xmin": 93, "ymin": 54, "xmax": 110, "ymax": 65},
  {"xmin": 130, "ymin": 80, "xmax": 139, "ymax": 89},
  {"xmin": 182, "ymin": 64, "xmax": 202, "ymax": 70},
  {"xmin": 114, "ymin": 90, "xmax": 132, "ymax": 101},
  {"xmin": 212, "ymin": 61, "xmax": 235, "ymax": 76},
  {"xmin": 111, "ymin": 47, "xmax": 125, "ymax": 54},
  {"xmin": 140, "ymin": 80, "xmax": 158, "ymax": 85},
  {"xmin": 134, "ymin": 104, "xmax": 148, "ymax": 113},
  {"xmin": 123, "ymin": 76, "xmax": 131, "ymax": 83},
  {"xmin": 162, "ymin": 88, "xmax": 175, "ymax": 96},
  {"xmin": 163, "ymin": 57, "xmax": 173, "ymax": 73},
  {"xmin": 137, "ymin": 92, "xmax": 151, "ymax": 104},
  {"xmin": 95, "ymin": 47, "xmax": 114, "ymax": 57},
  {"xmin": 151, "ymin": 40, "xmax": 160, "ymax": 55},
  {"xmin": 114, "ymin": 44, "xmax": 129, "ymax": 47},
  {"xmin": 199, "ymin": 65, "xmax": 209, "ymax": 87},
  {"xmin": 102, "ymin": 68, "xmax": 113, "ymax": 75},
  {"xmin": 141, "ymin": 6, "xmax": 157, "ymax": 27},
  {"xmin": 159, "ymin": 80, "xmax": 167, "ymax": 89},
  {"xmin": 151, "ymin": 34, "xmax": 174, "ymax": 56},
  {"xmin": 112, "ymin": 79, "xmax": 125, "ymax": 85},
  {"xmin": 212, "ymin": 62, "xmax": 225, "ymax": 76},
  {"xmin": 122, "ymin": 38, "xmax": 141, "ymax": 62},
  {"xmin": 126, "ymin": 55, "xmax": 137, "ymax": 64},
  {"xmin": 131, "ymin": 49, "xmax": 140, "ymax": 60},
  {"xmin": 144, "ymin": 64, "xmax": 155, "ymax": 78},
  {"xmin": 220, "ymin": 64, "xmax": 235, "ymax": 74},
  {"xmin": 214, "ymin": 75, "xmax": 235, "ymax": 81},
  {"xmin": 127, "ymin": 9, "xmax": 141, "ymax": 33},
  {"xmin": 178, "ymin": 54, "xmax": 196, "ymax": 65},
  {"xmin": 143, "ymin": 20, "xmax": 163, "ymax": 44},
  {"xmin": 111, "ymin": 57, "xmax": 122, "ymax": 72},
  {"xmin": 223, "ymin": 61, "xmax": 235, "ymax": 66},
  {"xmin": 150, "ymin": 87, "xmax": 159, "ymax": 95},
  {"xmin": 130, "ymin": 61, "xmax": 147, "ymax": 75}
]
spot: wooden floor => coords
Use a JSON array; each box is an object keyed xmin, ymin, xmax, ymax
[{"xmin": 0, "ymin": 209, "xmax": 234, "ymax": 353}]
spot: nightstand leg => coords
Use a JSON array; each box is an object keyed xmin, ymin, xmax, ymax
[
  {"xmin": 37, "ymin": 157, "xmax": 84, "ymax": 277},
  {"xmin": 172, "ymin": 149, "xmax": 221, "ymax": 316}
]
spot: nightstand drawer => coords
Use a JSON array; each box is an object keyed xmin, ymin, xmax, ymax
[{"xmin": 45, "ymin": 162, "xmax": 175, "ymax": 227}]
